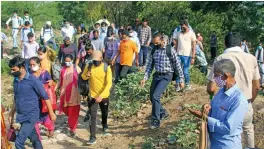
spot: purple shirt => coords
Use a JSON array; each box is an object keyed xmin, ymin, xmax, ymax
[{"xmin": 104, "ymin": 38, "xmax": 119, "ymax": 60}]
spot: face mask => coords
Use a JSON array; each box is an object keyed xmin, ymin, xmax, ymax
[
  {"xmin": 31, "ymin": 65, "xmax": 39, "ymax": 72},
  {"xmin": 65, "ymin": 61, "xmax": 73, "ymax": 67},
  {"xmin": 154, "ymin": 43, "xmax": 161, "ymax": 49},
  {"xmin": 38, "ymin": 55, "xmax": 44, "ymax": 60},
  {"xmin": 181, "ymin": 27, "xmax": 186, "ymax": 32},
  {"xmin": 129, "ymin": 33, "xmax": 133, "ymax": 37},
  {"xmin": 25, "ymin": 16, "xmax": 29, "ymax": 19},
  {"xmin": 11, "ymin": 71, "xmax": 21, "ymax": 78},
  {"xmin": 93, "ymin": 60, "xmax": 101, "ymax": 66},
  {"xmin": 214, "ymin": 75, "xmax": 226, "ymax": 88},
  {"xmin": 13, "ymin": 14, "xmax": 17, "ymax": 17},
  {"xmin": 65, "ymin": 24, "xmax": 70, "ymax": 28},
  {"xmin": 108, "ymin": 37, "xmax": 113, "ymax": 40}
]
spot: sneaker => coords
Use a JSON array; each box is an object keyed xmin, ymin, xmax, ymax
[
  {"xmin": 87, "ymin": 137, "xmax": 97, "ymax": 145},
  {"xmin": 160, "ymin": 113, "xmax": 170, "ymax": 121},
  {"xmin": 184, "ymin": 84, "xmax": 192, "ymax": 91},
  {"xmin": 102, "ymin": 124, "xmax": 109, "ymax": 133},
  {"xmin": 149, "ymin": 120, "xmax": 160, "ymax": 129},
  {"xmin": 84, "ymin": 113, "xmax": 91, "ymax": 123},
  {"xmin": 175, "ymin": 85, "xmax": 181, "ymax": 92}
]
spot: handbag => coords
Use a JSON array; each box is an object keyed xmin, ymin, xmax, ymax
[
  {"xmin": 7, "ymin": 126, "xmax": 16, "ymax": 142},
  {"xmin": 199, "ymin": 109, "xmax": 208, "ymax": 149},
  {"xmin": 41, "ymin": 84, "xmax": 57, "ymax": 113}
]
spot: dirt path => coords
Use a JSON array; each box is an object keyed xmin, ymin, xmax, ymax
[{"xmin": 4, "ymin": 85, "xmax": 259, "ymax": 149}]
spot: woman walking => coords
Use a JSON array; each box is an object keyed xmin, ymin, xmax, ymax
[{"xmin": 57, "ymin": 54, "xmax": 81, "ymax": 137}]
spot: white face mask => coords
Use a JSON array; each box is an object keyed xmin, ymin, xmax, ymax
[
  {"xmin": 65, "ymin": 61, "xmax": 73, "ymax": 67},
  {"xmin": 31, "ymin": 65, "xmax": 39, "ymax": 72},
  {"xmin": 129, "ymin": 33, "xmax": 133, "ymax": 37},
  {"xmin": 13, "ymin": 14, "xmax": 17, "ymax": 17},
  {"xmin": 25, "ymin": 16, "xmax": 29, "ymax": 19},
  {"xmin": 65, "ymin": 24, "xmax": 70, "ymax": 28}
]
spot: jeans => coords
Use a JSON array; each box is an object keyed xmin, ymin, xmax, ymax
[
  {"xmin": 243, "ymin": 102, "xmax": 254, "ymax": 148},
  {"xmin": 139, "ymin": 46, "xmax": 149, "ymax": 66},
  {"xmin": 88, "ymin": 98, "xmax": 109, "ymax": 138},
  {"xmin": 211, "ymin": 47, "xmax": 217, "ymax": 60},
  {"xmin": 15, "ymin": 120, "xmax": 43, "ymax": 149},
  {"xmin": 150, "ymin": 73, "xmax": 172, "ymax": 124},
  {"xmin": 44, "ymin": 38, "xmax": 57, "ymax": 50},
  {"xmin": 12, "ymin": 28, "xmax": 19, "ymax": 48},
  {"xmin": 115, "ymin": 63, "xmax": 121, "ymax": 83},
  {"xmin": 259, "ymin": 63, "xmax": 264, "ymax": 85},
  {"xmin": 176, "ymin": 56, "xmax": 191, "ymax": 85}
]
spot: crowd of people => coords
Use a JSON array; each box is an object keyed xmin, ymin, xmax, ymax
[{"xmin": 1, "ymin": 10, "xmax": 264, "ymax": 149}]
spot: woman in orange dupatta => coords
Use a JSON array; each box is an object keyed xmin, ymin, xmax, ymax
[
  {"xmin": 1, "ymin": 105, "xmax": 12, "ymax": 149},
  {"xmin": 57, "ymin": 54, "xmax": 81, "ymax": 137}
]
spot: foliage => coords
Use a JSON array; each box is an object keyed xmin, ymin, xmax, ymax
[
  {"xmin": 1, "ymin": 59, "xmax": 10, "ymax": 75},
  {"xmin": 190, "ymin": 66, "xmax": 207, "ymax": 85},
  {"xmin": 167, "ymin": 104, "xmax": 201, "ymax": 149},
  {"xmin": 141, "ymin": 137, "xmax": 155, "ymax": 149},
  {"xmin": 110, "ymin": 71, "xmax": 151, "ymax": 118},
  {"xmin": 1, "ymin": 1, "xmax": 63, "ymax": 30}
]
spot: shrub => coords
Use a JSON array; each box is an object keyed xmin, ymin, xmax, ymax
[
  {"xmin": 190, "ymin": 66, "xmax": 207, "ymax": 85},
  {"xmin": 1, "ymin": 59, "xmax": 10, "ymax": 75}
]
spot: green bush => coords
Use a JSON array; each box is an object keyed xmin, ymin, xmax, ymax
[
  {"xmin": 190, "ymin": 66, "xmax": 207, "ymax": 85},
  {"xmin": 1, "ymin": 59, "xmax": 10, "ymax": 75}
]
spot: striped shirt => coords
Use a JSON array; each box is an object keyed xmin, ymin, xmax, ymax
[
  {"xmin": 144, "ymin": 46, "xmax": 184, "ymax": 82},
  {"xmin": 138, "ymin": 25, "xmax": 152, "ymax": 46}
]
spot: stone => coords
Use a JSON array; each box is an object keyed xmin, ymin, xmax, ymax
[
  {"xmin": 258, "ymin": 108, "xmax": 264, "ymax": 114},
  {"xmin": 56, "ymin": 133, "xmax": 67, "ymax": 141}
]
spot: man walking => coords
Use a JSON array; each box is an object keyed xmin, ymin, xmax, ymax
[
  {"xmin": 91, "ymin": 30, "xmax": 105, "ymax": 52},
  {"xmin": 141, "ymin": 33, "xmax": 184, "ymax": 129},
  {"xmin": 20, "ymin": 21, "xmax": 34, "ymax": 49},
  {"xmin": 174, "ymin": 20, "xmax": 196, "ymax": 91},
  {"xmin": 241, "ymin": 38, "xmax": 250, "ymax": 53},
  {"xmin": 40, "ymin": 21, "xmax": 56, "ymax": 50},
  {"xmin": 8, "ymin": 56, "xmax": 56, "ymax": 149},
  {"xmin": 61, "ymin": 21, "xmax": 75, "ymax": 42},
  {"xmin": 210, "ymin": 31, "xmax": 218, "ymax": 60},
  {"xmin": 138, "ymin": 18, "xmax": 151, "ymax": 67},
  {"xmin": 112, "ymin": 30, "xmax": 139, "ymax": 80},
  {"xmin": 207, "ymin": 32, "xmax": 260, "ymax": 149},
  {"xmin": 21, "ymin": 11, "xmax": 33, "ymax": 27},
  {"xmin": 6, "ymin": 10, "xmax": 22, "ymax": 49}
]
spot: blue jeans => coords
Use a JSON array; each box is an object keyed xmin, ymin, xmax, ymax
[
  {"xmin": 44, "ymin": 38, "xmax": 57, "ymax": 50},
  {"xmin": 12, "ymin": 28, "xmax": 19, "ymax": 48},
  {"xmin": 139, "ymin": 46, "xmax": 149, "ymax": 66},
  {"xmin": 15, "ymin": 120, "xmax": 43, "ymax": 149},
  {"xmin": 176, "ymin": 56, "xmax": 191, "ymax": 85},
  {"xmin": 150, "ymin": 73, "xmax": 172, "ymax": 124}
]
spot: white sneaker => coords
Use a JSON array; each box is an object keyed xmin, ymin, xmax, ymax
[
  {"xmin": 184, "ymin": 84, "xmax": 192, "ymax": 91},
  {"xmin": 175, "ymin": 85, "xmax": 181, "ymax": 92}
]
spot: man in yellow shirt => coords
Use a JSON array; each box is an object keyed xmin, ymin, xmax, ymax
[
  {"xmin": 81, "ymin": 50, "xmax": 112, "ymax": 145},
  {"xmin": 112, "ymin": 29, "xmax": 139, "ymax": 81}
]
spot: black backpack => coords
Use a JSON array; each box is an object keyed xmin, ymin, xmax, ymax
[
  {"xmin": 78, "ymin": 61, "xmax": 108, "ymax": 96},
  {"xmin": 151, "ymin": 45, "xmax": 178, "ymax": 81}
]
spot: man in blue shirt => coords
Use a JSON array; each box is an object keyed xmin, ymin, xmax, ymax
[
  {"xmin": 190, "ymin": 59, "xmax": 248, "ymax": 149},
  {"xmin": 8, "ymin": 56, "xmax": 56, "ymax": 149}
]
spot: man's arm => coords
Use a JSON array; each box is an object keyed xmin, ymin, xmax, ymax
[
  {"xmin": 8, "ymin": 100, "xmax": 16, "ymax": 124},
  {"xmin": 171, "ymin": 49, "xmax": 184, "ymax": 83},
  {"xmin": 99, "ymin": 66, "xmax": 113, "ymax": 97},
  {"xmin": 251, "ymin": 80, "xmax": 260, "ymax": 103},
  {"xmin": 174, "ymin": 39, "xmax": 178, "ymax": 52},
  {"xmin": 147, "ymin": 27, "xmax": 152, "ymax": 46},
  {"xmin": 143, "ymin": 52, "xmax": 154, "ymax": 81},
  {"xmin": 6, "ymin": 17, "xmax": 11, "ymax": 28}
]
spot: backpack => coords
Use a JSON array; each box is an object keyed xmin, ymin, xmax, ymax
[
  {"xmin": 151, "ymin": 45, "xmax": 178, "ymax": 81},
  {"xmin": 51, "ymin": 61, "xmax": 62, "ymax": 81},
  {"xmin": 22, "ymin": 27, "xmax": 33, "ymax": 40},
  {"xmin": 78, "ymin": 61, "xmax": 108, "ymax": 96}
]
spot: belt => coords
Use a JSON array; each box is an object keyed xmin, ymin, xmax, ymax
[
  {"xmin": 12, "ymin": 28, "xmax": 19, "ymax": 29},
  {"xmin": 248, "ymin": 99, "xmax": 251, "ymax": 103},
  {"xmin": 155, "ymin": 72, "xmax": 172, "ymax": 76}
]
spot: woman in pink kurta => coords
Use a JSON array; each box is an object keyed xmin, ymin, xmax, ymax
[{"xmin": 58, "ymin": 54, "xmax": 81, "ymax": 136}]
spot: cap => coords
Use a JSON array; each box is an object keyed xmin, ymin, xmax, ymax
[
  {"xmin": 92, "ymin": 50, "xmax": 103, "ymax": 61},
  {"xmin": 46, "ymin": 21, "xmax": 51, "ymax": 26}
]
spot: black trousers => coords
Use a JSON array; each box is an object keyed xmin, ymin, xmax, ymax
[
  {"xmin": 88, "ymin": 98, "xmax": 109, "ymax": 138},
  {"xmin": 211, "ymin": 47, "xmax": 217, "ymax": 60}
]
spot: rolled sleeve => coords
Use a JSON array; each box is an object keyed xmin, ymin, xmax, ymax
[
  {"xmin": 207, "ymin": 117, "xmax": 218, "ymax": 132},
  {"xmin": 253, "ymin": 62, "xmax": 261, "ymax": 80}
]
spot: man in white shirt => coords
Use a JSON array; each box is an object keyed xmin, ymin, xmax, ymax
[
  {"xmin": 20, "ymin": 21, "xmax": 34, "ymax": 49},
  {"xmin": 61, "ymin": 21, "xmax": 75, "ymax": 42},
  {"xmin": 40, "ymin": 21, "xmax": 56, "ymax": 49},
  {"xmin": 174, "ymin": 20, "xmax": 196, "ymax": 91},
  {"xmin": 128, "ymin": 27, "xmax": 140, "ymax": 62},
  {"xmin": 22, "ymin": 32, "xmax": 39, "ymax": 72},
  {"xmin": 6, "ymin": 10, "xmax": 22, "ymax": 49},
  {"xmin": 21, "ymin": 11, "xmax": 33, "ymax": 27}
]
